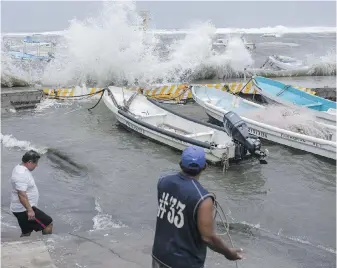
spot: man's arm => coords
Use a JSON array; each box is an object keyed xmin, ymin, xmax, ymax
[
  {"xmin": 18, "ymin": 190, "xmax": 33, "ymax": 210},
  {"xmin": 13, "ymin": 175, "xmax": 35, "ymax": 220},
  {"xmin": 17, "ymin": 191, "xmax": 35, "ymax": 220},
  {"xmin": 197, "ymin": 197, "xmax": 243, "ymax": 261}
]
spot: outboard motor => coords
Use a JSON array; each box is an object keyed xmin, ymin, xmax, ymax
[{"xmin": 223, "ymin": 111, "xmax": 268, "ymax": 164}]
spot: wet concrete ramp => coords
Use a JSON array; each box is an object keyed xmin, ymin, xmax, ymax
[{"xmin": 2, "ymin": 240, "xmax": 57, "ymax": 268}]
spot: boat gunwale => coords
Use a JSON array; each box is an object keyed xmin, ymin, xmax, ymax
[
  {"xmin": 117, "ymin": 121, "xmax": 223, "ymax": 165},
  {"xmin": 193, "ymin": 85, "xmax": 265, "ymax": 109},
  {"xmin": 117, "ymin": 109, "xmax": 216, "ymax": 149}
]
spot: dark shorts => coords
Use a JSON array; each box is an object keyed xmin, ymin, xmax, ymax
[{"xmin": 12, "ymin": 206, "xmax": 53, "ymax": 234}]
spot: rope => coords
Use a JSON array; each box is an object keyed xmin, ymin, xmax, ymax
[
  {"xmin": 276, "ymin": 85, "xmax": 291, "ymax": 96},
  {"xmin": 88, "ymin": 88, "xmax": 107, "ymax": 111},
  {"xmin": 221, "ymin": 148, "xmax": 230, "ymax": 173},
  {"xmin": 223, "ymin": 85, "xmax": 230, "ymax": 92},
  {"xmin": 43, "ymin": 89, "xmax": 106, "ymax": 100},
  {"xmin": 260, "ymin": 58, "xmax": 269, "ymax": 68},
  {"xmin": 87, "ymin": 87, "xmax": 123, "ymax": 111},
  {"xmin": 123, "ymin": 91, "xmax": 139, "ymax": 111},
  {"xmin": 43, "ymin": 88, "xmax": 111, "ymax": 111},
  {"xmin": 212, "ymin": 196, "xmax": 240, "ymax": 268},
  {"xmin": 234, "ymin": 77, "xmax": 253, "ymax": 96}
]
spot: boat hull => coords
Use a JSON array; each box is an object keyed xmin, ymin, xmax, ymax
[
  {"xmin": 192, "ymin": 87, "xmax": 337, "ymax": 160},
  {"xmin": 264, "ymin": 55, "xmax": 306, "ymax": 71},
  {"xmin": 116, "ymin": 113, "xmax": 224, "ymax": 164}
]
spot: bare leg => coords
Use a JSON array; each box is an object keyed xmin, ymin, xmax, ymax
[{"xmin": 42, "ymin": 222, "xmax": 53, "ymax": 235}]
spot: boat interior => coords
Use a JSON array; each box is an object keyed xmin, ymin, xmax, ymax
[
  {"xmin": 108, "ymin": 89, "xmax": 230, "ymax": 145},
  {"xmin": 134, "ymin": 111, "xmax": 218, "ymax": 143},
  {"xmin": 193, "ymin": 86, "xmax": 265, "ymax": 111},
  {"xmin": 253, "ymin": 77, "xmax": 336, "ymax": 112}
]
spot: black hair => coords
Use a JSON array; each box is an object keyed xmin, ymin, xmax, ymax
[
  {"xmin": 22, "ymin": 150, "xmax": 41, "ymax": 164},
  {"xmin": 179, "ymin": 161, "xmax": 206, "ymax": 177}
]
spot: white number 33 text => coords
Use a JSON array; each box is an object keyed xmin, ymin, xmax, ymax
[{"xmin": 157, "ymin": 192, "xmax": 186, "ymax": 228}]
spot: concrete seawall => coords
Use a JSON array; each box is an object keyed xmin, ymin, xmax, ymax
[
  {"xmin": 1, "ymin": 86, "xmax": 335, "ymax": 112},
  {"xmin": 1, "ymin": 88, "xmax": 44, "ymax": 110}
]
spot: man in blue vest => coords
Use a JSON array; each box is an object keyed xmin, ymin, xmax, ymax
[{"xmin": 152, "ymin": 146, "xmax": 243, "ymax": 268}]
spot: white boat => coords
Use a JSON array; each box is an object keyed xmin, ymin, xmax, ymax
[
  {"xmin": 260, "ymin": 55, "xmax": 309, "ymax": 71},
  {"xmin": 102, "ymin": 86, "xmax": 268, "ymax": 167},
  {"xmin": 191, "ymin": 85, "xmax": 337, "ymax": 160}
]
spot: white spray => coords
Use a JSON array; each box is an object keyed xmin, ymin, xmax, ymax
[{"xmin": 41, "ymin": 1, "xmax": 253, "ymax": 87}]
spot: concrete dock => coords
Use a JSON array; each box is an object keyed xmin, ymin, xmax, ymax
[
  {"xmin": 1, "ymin": 225, "xmax": 241, "ymax": 268},
  {"xmin": 1, "ymin": 228, "xmax": 153, "ymax": 268},
  {"xmin": 1, "ymin": 88, "xmax": 45, "ymax": 110}
]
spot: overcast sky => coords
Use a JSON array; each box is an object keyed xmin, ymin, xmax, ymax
[{"xmin": 1, "ymin": 1, "xmax": 336, "ymax": 33}]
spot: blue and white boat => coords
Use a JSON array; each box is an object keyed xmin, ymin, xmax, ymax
[
  {"xmin": 191, "ymin": 85, "xmax": 336, "ymax": 160},
  {"xmin": 7, "ymin": 35, "xmax": 54, "ymax": 62},
  {"xmin": 7, "ymin": 51, "xmax": 51, "ymax": 61},
  {"xmin": 252, "ymin": 76, "xmax": 336, "ymax": 125}
]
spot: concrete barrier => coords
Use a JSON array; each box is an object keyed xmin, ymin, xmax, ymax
[
  {"xmin": 42, "ymin": 81, "xmax": 318, "ymax": 103},
  {"xmin": 1, "ymin": 88, "xmax": 45, "ymax": 110}
]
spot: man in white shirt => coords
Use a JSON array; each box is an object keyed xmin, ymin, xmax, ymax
[{"xmin": 10, "ymin": 150, "xmax": 53, "ymax": 237}]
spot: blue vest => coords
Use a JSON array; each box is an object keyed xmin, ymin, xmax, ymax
[{"xmin": 152, "ymin": 172, "xmax": 214, "ymax": 268}]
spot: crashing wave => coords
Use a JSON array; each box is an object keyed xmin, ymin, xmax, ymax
[{"xmin": 1, "ymin": 2, "xmax": 336, "ymax": 88}]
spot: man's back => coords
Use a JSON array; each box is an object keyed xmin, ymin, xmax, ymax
[{"xmin": 152, "ymin": 172, "xmax": 214, "ymax": 268}]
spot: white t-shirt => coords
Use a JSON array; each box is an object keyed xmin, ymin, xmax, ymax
[{"xmin": 10, "ymin": 164, "xmax": 39, "ymax": 213}]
